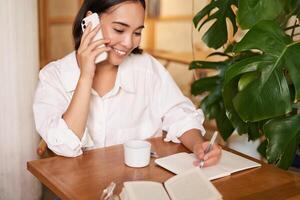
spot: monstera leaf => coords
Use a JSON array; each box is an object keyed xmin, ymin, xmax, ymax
[
  {"xmin": 223, "ymin": 21, "xmax": 300, "ymax": 122},
  {"xmin": 190, "ymin": 60, "xmax": 234, "ymax": 140},
  {"xmin": 263, "ymin": 115, "xmax": 300, "ymax": 169},
  {"xmin": 191, "ymin": 0, "xmax": 300, "ymax": 169},
  {"xmin": 193, "ymin": 0, "xmax": 238, "ymax": 49},
  {"xmin": 237, "ymin": 0, "xmax": 284, "ymax": 29}
]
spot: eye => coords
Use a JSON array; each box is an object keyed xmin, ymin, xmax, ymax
[
  {"xmin": 134, "ymin": 32, "xmax": 142, "ymax": 36},
  {"xmin": 113, "ymin": 28, "xmax": 124, "ymax": 33}
]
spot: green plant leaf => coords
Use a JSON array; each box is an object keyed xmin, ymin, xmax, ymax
[
  {"xmin": 257, "ymin": 139, "xmax": 268, "ymax": 158},
  {"xmin": 234, "ymin": 21, "xmax": 291, "ymax": 57},
  {"xmin": 233, "ymin": 68, "xmax": 291, "ymax": 122},
  {"xmin": 191, "ymin": 76, "xmax": 220, "ymax": 95},
  {"xmin": 190, "ymin": 57, "xmax": 235, "ymax": 140},
  {"xmin": 201, "ymin": 89, "xmax": 234, "ymax": 140},
  {"xmin": 246, "ymin": 122, "xmax": 261, "ymax": 140},
  {"xmin": 224, "ymin": 54, "xmax": 271, "ymax": 83},
  {"xmin": 207, "ymin": 52, "xmax": 232, "ymax": 59},
  {"xmin": 201, "ymin": 91, "xmax": 221, "ymax": 119},
  {"xmin": 263, "ymin": 115, "xmax": 300, "ymax": 169},
  {"xmin": 223, "ymin": 77, "xmax": 249, "ymax": 133},
  {"xmin": 189, "ymin": 60, "xmax": 227, "ymax": 70},
  {"xmin": 214, "ymin": 103, "xmax": 234, "ymax": 140},
  {"xmin": 227, "ymin": 21, "xmax": 300, "ymax": 122},
  {"xmin": 238, "ymin": 71, "xmax": 259, "ymax": 91},
  {"xmin": 237, "ymin": 0, "xmax": 284, "ymax": 29},
  {"xmin": 193, "ymin": 0, "xmax": 238, "ymax": 49},
  {"xmin": 283, "ymin": 43, "xmax": 300, "ymax": 101}
]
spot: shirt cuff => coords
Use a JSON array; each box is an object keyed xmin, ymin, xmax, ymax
[
  {"xmin": 46, "ymin": 118, "xmax": 91, "ymax": 157},
  {"xmin": 164, "ymin": 109, "xmax": 206, "ymax": 143}
]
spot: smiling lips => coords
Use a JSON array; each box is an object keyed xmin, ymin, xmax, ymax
[{"xmin": 112, "ymin": 47, "xmax": 127, "ymax": 56}]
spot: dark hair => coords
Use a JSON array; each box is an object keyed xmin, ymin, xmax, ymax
[{"xmin": 73, "ymin": 0, "xmax": 146, "ymax": 54}]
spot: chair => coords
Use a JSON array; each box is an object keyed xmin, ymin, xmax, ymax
[{"xmin": 37, "ymin": 139, "xmax": 55, "ymax": 157}]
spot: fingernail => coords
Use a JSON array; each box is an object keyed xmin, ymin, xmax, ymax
[{"xmin": 204, "ymin": 155, "xmax": 208, "ymax": 160}]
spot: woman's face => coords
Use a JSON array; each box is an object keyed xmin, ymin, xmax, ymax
[{"xmin": 100, "ymin": 2, "xmax": 145, "ymax": 65}]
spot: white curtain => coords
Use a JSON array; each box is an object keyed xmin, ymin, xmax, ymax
[{"xmin": 0, "ymin": 0, "xmax": 42, "ymax": 199}]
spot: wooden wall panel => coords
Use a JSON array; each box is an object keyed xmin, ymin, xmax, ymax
[
  {"xmin": 49, "ymin": 24, "xmax": 74, "ymax": 59},
  {"xmin": 38, "ymin": 0, "xmax": 82, "ymax": 67}
]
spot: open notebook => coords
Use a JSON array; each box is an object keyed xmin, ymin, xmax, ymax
[
  {"xmin": 155, "ymin": 150, "xmax": 261, "ymax": 180},
  {"xmin": 119, "ymin": 168, "xmax": 222, "ymax": 200}
]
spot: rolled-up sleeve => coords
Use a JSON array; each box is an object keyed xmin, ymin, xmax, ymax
[
  {"xmin": 153, "ymin": 59, "xmax": 205, "ymax": 143},
  {"xmin": 33, "ymin": 66, "xmax": 93, "ymax": 157}
]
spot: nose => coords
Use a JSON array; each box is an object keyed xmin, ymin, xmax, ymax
[{"xmin": 121, "ymin": 34, "xmax": 134, "ymax": 50}]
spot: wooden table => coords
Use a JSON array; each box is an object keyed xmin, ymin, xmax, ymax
[{"xmin": 27, "ymin": 137, "xmax": 300, "ymax": 200}]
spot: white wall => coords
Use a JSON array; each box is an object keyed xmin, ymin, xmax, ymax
[{"xmin": 0, "ymin": 0, "xmax": 41, "ymax": 199}]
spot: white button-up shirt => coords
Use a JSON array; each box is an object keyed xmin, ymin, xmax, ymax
[{"xmin": 33, "ymin": 52, "xmax": 205, "ymax": 157}]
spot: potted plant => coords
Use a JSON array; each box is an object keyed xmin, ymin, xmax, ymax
[{"xmin": 190, "ymin": 0, "xmax": 300, "ymax": 169}]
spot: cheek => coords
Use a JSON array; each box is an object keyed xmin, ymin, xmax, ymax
[
  {"xmin": 101, "ymin": 27, "xmax": 114, "ymax": 40},
  {"xmin": 133, "ymin": 36, "xmax": 142, "ymax": 48}
]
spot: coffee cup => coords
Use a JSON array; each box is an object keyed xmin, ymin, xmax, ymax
[{"xmin": 124, "ymin": 140, "xmax": 151, "ymax": 168}]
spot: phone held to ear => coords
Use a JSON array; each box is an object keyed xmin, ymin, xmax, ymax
[{"xmin": 81, "ymin": 13, "xmax": 108, "ymax": 64}]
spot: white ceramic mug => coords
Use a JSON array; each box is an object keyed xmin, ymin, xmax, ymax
[{"xmin": 124, "ymin": 140, "xmax": 151, "ymax": 168}]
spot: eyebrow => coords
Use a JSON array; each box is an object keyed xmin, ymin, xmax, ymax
[{"xmin": 112, "ymin": 21, "xmax": 145, "ymax": 30}]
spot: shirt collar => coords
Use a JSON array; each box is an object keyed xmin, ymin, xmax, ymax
[
  {"xmin": 118, "ymin": 55, "xmax": 136, "ymax": 93},
  {"xmin": 58, "ymin": 51, "xmax": 136, "ymax": 93}
]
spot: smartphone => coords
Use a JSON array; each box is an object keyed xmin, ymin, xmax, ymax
[{"xmin": 81, "ymin": 13, "xmax": 107, "ymax": 63}]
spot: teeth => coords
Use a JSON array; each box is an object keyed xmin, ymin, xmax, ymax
[{"xmin": 113, "ymin": 48, "xmax": 126, "ymax": 55}]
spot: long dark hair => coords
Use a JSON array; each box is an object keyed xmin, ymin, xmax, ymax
[{"xmin": 73, "ymin": 0, "xmax": 146, "ymax": 54}]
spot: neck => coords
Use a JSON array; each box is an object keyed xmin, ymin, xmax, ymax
[{"xmin": 96, "ymin": 60, "xmax": 117, "ymax": 73}]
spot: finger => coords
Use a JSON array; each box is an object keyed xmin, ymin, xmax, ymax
[
  {"xmin": 201, "ymin": 141, "xmax": 211, "ymax": 149},
  {"xmin": 194, "ymin": 146, "xmax": 204, "ymax": 160},
  {"xmin": 91, "ymin": 46, "xmax": 111, "ymax": 58},
  {"xmin": 81, "ymin": 24, "xmax": 101, "ymax": 48},
  {"xmin": 202, "ymin": 157, "xmax": 219, "ymax": 167},
  {"xmin": 86, "ymin": 39, "xmax": 110, "ymax": 52},
  {"xmin": 204, "ymin": 145, "xmax": 222, "ymax": 160},
  {"xmin": 193, "ymin": 160, "xmax": 200, "ymax": 167}
]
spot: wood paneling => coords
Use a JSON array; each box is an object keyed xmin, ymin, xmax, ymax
[{"xmin": 38, "ymin": 0, "xmax": 82, "ymax": 67}]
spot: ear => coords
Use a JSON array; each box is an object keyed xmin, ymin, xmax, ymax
[{"xmin": 85, "ymin": 10, "xmax": 93, "ymax": 17}]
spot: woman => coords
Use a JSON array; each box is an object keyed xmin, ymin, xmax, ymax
[{"xmin": 33, "ymin": 0, "xmax": 221, "ymax": 167}]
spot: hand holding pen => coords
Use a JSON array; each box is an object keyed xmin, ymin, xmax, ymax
[{"xmin": 193, "ymin": 131, "xmax": 222, "ymax": 168}]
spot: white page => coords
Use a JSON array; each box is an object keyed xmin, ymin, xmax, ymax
[
  {"xmin": 123, "ymin": 181, "xmax": 170, "ymax": 200},
  {"xmin": 217, "ymin": 150, "xmax": 261, "ymax": 174},
  {"xmin": 155, "ymin": 152, "xmax": 195, "ymax": 174},
  {"xmin": 155, "ymin": 152, "xmax": 230, "ymax": 180},
  {"xmin": 164, "ymin": 168, "xmax": 222, "ymax": 200},
  {"xmin": 155, "ymin": 150, "xmax": 261, "ymax": 180},
  {"xmin": 202, "ymin": 166, "xmax": 231, "ymax": 180}
]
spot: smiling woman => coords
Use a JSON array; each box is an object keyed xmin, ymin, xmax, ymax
[{"xmin": 33, "ymin": 0, "xmax": 221, "ymax": 168}]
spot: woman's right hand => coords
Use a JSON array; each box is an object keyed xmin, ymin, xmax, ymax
[{"xmin": 76, "ymin": 23, "xmax": 111, "ymax": 79}]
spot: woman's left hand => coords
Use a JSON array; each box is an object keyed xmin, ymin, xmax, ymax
[{"xmin": 193, "ymin": 142, "xmax": 222, "ymax": 167}]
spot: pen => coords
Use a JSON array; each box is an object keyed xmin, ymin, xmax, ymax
[{"xmin": 199, "ymin": 131, "xmax": 218, "ymax": 168}]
